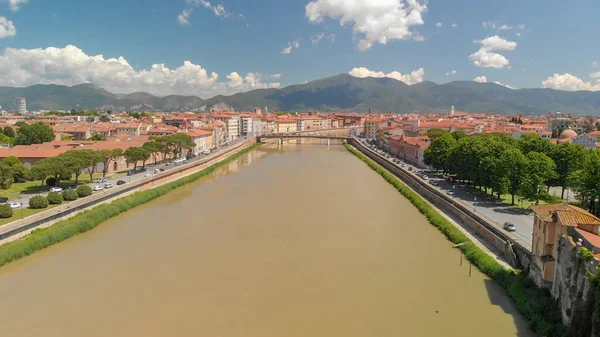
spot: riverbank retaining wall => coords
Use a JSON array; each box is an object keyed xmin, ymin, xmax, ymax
[
  {"xmin": 0, "ymin": 138, "xmax": 257, "ymax": 244},
  {"xmin": 348, "ymin": 138, "xmax": 532, "ymax": 269}
]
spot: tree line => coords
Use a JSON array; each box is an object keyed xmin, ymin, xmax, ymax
[
  {"xmin": 0, "ymin": 133, "xmax": 195, "ymax": 190},
  {"xmin": 423, "ymin": 129, "xmax": 599, "ymax": 213}
]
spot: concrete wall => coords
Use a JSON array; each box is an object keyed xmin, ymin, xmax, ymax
[{"xmin": 348, "ymin": 138, "xmax": 532, "ymax": 269}]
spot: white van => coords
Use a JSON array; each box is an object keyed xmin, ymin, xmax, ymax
[{"xmin": 174, "ymin": 158, "xmax": 187, "ymax": 166}]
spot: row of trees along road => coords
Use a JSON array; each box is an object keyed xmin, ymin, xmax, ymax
[
  {"xmin": 14, "ymin": 133, "xmax": 195, "ymax": 189},
  {"xmin": 423, "ymin": 129, "xmax": 599, "ymax": 213}
]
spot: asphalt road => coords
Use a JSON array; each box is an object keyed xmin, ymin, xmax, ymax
[
  {"xmin": 8, "ymin": 137, "xmax": 249, "ymax": 208},
  {"xmin": 357, "ymin": 138, "xmax": 534, "ymax": 248}
]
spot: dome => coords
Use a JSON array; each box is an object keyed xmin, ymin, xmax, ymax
[{"xmin": 559, "ymin": 129, "xmax": 578, "ymax": 140}]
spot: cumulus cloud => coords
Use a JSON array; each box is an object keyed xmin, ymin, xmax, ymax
[
  {"xmin": 281, "ymin": 40, "xmax": 300, "ymax": 54},
  {"xmin": 270, "ymin": 73, "xmax": 282, "ymax": 79},
  {"xmin": 177, "ymin": 0, "xmax": 232, "ymax": 25},
  {"xmin": 473, "ymin": 76, "xmax": 487, "ymax": 83},
  {"xmin": 306, "ymin": 0, "xmax": 427, "ymax": 51},
  {"xmin": 593, "ymin": 61, "xmax": 599, "ymax": 68},
  {"xmin": 348, "ymin": 66, "xmax": 424, "ymax": 85},
  {"xmin": 451, "ymin": 23, "xmax": 457, "ymax": 28},
  {"xmin": 436, "ymin": 22, "xmax": 442, "ymax": 28},
  {"xmin": 0, "ymin": 17, "xmax": 16, "ymax": 39},
  {"xmin": 5, "ymin": 0, "xmax": 27, "ymax": 11},
  {"xmin": 542, "ymin": 73, "xmax": 600, "ymax": 91},
  {"xmin": 445, "ymin": 70, "xmax": 456, "ymax": 76},
  {"xmin": 469, "ymin": 35, "xmax": 517, "ymax": 68},
  {"xmin": 0, "ymin": 45, "xmax": 281, "ymax": 97}
]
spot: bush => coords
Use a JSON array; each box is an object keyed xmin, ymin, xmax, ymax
[
  {"xmin": 46, "ymin": 192, "xmax": 63, "ymax": 205},
  {"xmin": 29, "ymin": 196, "xmax": 49, "ymax": 209},
  {"xmin": 76, "ymin": 185, "xmax": 92, "ymax": 197},
  {"xmin": 342, "ymin": 141, "xmax": 569, "ymax": 337},
  {"xmin": 0, "ymin": 204, "xmax": 13, "ymax": 218},
  {"xmin": 62, "ymin": 189, "xmax": 78, "ymax": 201},
  {"xmin": 45, "ymin": 177, "xmax": 56, "ymax": 186}
]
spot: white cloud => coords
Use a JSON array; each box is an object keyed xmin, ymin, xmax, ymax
[
  {"xmin": 451, "ymin": 23, "xmax": 457, "ymax": 28},
  {"xmin": 0, "ymin": 45, "xmax": 281, "ymax": 97},
  {"xmin": 516, "ymin": 32, "xmax": 521, "ymax": 37},
  {"xmin": 306, "ymin": 0, "xmax": 427, "ymax": 51},
  {"xmin": 591, "ymin": 71, "xmax": 600, "ymax": 79},
  {"xmin": 0, "ymin": 17, "xmax": 16, "ymax": 39},
  {"xmin": 517, "ymin": 24, "xmax": 525, "ymax": 30},
  {"xmin": 542, "ymin": 73, "xmax": 600, "ymax": 91},
  {"xmin": 270, "ymin": 73, "xmax": 282, "ymax": 79},
  {"xmin": 281, "ymin": 40, "xmax": 300, "ymax": 54},
  {"xmin": 482, "ymin": 21, "xmax": 512, "ymax": 30},
  {"xmin": 177, "ymin": 0, "xmax": 233, "ymax": 25},
  {"xmin": 445, "ymin": 70, "xmax": 456, "ymax": 76},
  {"xmin": 473, "ymin": 76, "xmax": 487, "ymax": 83},
  {"xmin": 494, "ymin": 81, "xmax": 513, "ymax": 89},
  {"xmin": 436, "ymin": 22, "xmax": 442, "ymax": 28},
  {"xmin": 593, "ymin": 61, "xmax": 599, "ymax": 68},
  {"xmin": 348, "ymin": 66, "xmax": 424, "ymax": 85},
  {"xmin": 5, "ymin": 0, "xmax": 27, "ymax": 11},
  {"xmin": 469, "ymin": 35, "xmax": 517, "ymax": 68},
  {"xmin": 312, "ymin": 33, "xmax": 335, "ymax": 45}
]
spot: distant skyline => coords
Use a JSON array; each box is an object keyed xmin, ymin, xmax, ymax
[{"xmin": 0, "ymin": 0, "xmax": 599, "ymax": 97}]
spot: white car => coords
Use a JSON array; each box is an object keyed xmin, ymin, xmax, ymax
[
  {"xmin": 144, "ymin": 172, "xmax": 152, "ymax": 177},
  {"xmin": 49, "ymin": 187, "xmax": 63, "ymax": 193},
  {"xmin": 93, "ymin": 185, "xmax": 104, "ymax": 191},
  {"xmin": 103, "ymin": 183, "xmax": 113, "ymax": 189},
  {"xmin": 96, "ymin": 177, "xmax": 108, "ymax": 183},
  {"xmin": 9, "ymin": 202, "xmax": 21, "ymax": 209}
]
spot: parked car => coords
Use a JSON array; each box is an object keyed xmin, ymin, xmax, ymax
[
  {"xmin": 0, "ymin": 196, "xmax": 8, "ymax": 203},
  {"xmin": 96, "ymin": 177, "xmax": 108, "ymax": 183},
  {"xmin": 503, "ymin": 222, "xmax": 516, "ymax": 232},
  {"xmin": 144, "ymin": 172, "xmax": 152, "ymax": 177},
  {"xmin": 9, "ymin": 202, "xmax": 21, "ymax": 209},
  {"xmin": 49, "ymin": 187, "xmax": 63, "ymax": 193},
  {"xmin": 103, "ymin": 183, "xmax": 113, "ymax": 189},
  {"xmin": 203, "ymin": 150, "xmax": 211, "ymax": 155},
  {"xmin": 422, "ymin": 175, "xmax": 429, "ymax": 180},
  {"xmin": 429, "ymin": 180, "xmax": 439, "ymax": 186},
  {"xmin": 117, "ymin": 180, "xmax": 126, "ymax": 186},
  {"xmin": 446, "ymin": 190, "xmax": 455, "ymax": 196},
  {"xmin": 93, "ymin": 185, "xmax": 104, "ymax": 191}
]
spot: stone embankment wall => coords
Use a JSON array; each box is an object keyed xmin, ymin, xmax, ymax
[
  {"xmin": 348, "ymin": 138, "xmax": 532, "ymax": 269},
  {"xmin": 0, "ymin": 138, "xmax": 257, "ymax": 245},
  {"xmin": 553, "ymin": 234, "xmax": 600, "ymax": 337}
]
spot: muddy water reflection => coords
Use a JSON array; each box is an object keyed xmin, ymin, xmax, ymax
[{"xmin": 0, "ymin": 140, "xmax": 535, "ymax": 337}]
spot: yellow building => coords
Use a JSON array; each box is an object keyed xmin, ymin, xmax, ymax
[
  {"xmin": 530, "ymin": 204, "xmax": 600, "ymax": 283},
  {"xmin": 275, "ymin": 120, "xmax": 298, "ymax": 133}
]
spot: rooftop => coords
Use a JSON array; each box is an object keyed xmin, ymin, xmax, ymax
[{"xmin": 530, "ymin": 203, "xmax": 600, "ymax": 227}]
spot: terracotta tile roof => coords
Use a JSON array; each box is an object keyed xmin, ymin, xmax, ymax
[
  {"xmin": 531, "ymin": 203, "xmax": 600, "ymax": 227},
  {"xmin": 185, "ymin": 129, "xmax": 213, "ymax": 138},
  {"xmin": 575, "ymin": 228, "xmax": 600, "ymax": 248}
]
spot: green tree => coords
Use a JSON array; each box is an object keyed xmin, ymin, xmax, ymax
[
  {"xmin": 424, "ymin": 133, "xmax": 457, "ymax": 173},
  {"xmin": 450, "ymin": 130, "xmax": 467, "ymax": 141},
  {"xmin": 0, "ymin": 164, "xmax": 14, "ymax": 189},
  {"xmin": 60, "ymin": 151, "xmax": 92, "ymax": 184},
  {"xmin": 143, "ymin": 141, "xmax": 166, "ymax": 165},
  {"xmin": 74, "ymin": 150, "xmax": 103, "ymax": 182},
  {"xmin": 124, "ymin": 147, "xmax": 150, "ymax": 170},
  {"xmin": 99, "ymin": 148, "xmax": 124, "ymax": 177},
  {"xmin": 570, "ymin": 150, "xmax": 600, "ymax": 214},
  {"xmin": 550, "ymin": 142, "xmax": 586, "ymax": 199},
  {"xmin": 517, "ymin": 133, "xmax": 554, "ymax": 156},
  {"xmin": 426, "ymin": 128, "xmax": 448, "ymax": 140},
  {"xmin": 14, "ymin": 122, "xmax": 54, "ymax": 145},
  {"xmin": 499, "ymin": 148, "xmax": 528, "ymax": 205},
  {"xmin": 61, "ymin": 134, "xmax": 72, "ymax": 141},
  {"xmin": 31, "ymin": 157, "xmax": 72, "ymax": 186},
  {"xmin": 2, "ymin": 156, "xmax": 29, "ymax": 183},
  {"xmin": 90, "ymin": 134, "xmax": 105, "ymax": 141},
  {"xmin": 520, "ymin": 152, "xmax": 556, "ymax": 205},
  {"xmin": 2, "ymin": 126, "xmax": 15, "ymax": 138}
]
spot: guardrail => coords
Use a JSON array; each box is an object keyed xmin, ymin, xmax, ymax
[{"xmin": 0, "ymin": 138, "xmax": 256, "ymax": 243}]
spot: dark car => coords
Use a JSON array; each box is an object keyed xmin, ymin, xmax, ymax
[
  {"xmin": 117, "ymin": 180, "xmax": 126, "ymax": 186},
  {"xmin": 0, "ymin": 197, "xmax": 8, "ymax": 203}
]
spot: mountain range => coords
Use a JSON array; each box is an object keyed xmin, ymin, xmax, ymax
[{"xmin": 1, "ymin": 74, "xmax": 599, "ymax": 115}]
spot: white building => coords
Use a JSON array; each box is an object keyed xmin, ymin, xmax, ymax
[
  {"xmin": 17, "ymin": 97, "xmax": 27, "ymax": 114},
  {"xmin": 228, "ymin": 115, "xmax": 240, "ymax": 140},
  {"xmin": 252, "ymin": 117, "xmax": 262, "ymax": 135}
]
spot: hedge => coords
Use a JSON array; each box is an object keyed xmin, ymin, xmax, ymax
[
  {"xmin": 0, "ymin": 204, "xmax": 13, "ymax": 219},
  {"xmin": 47, "ymin": 192, "xmax": 63, "ymax": 205},
  {"xmin": 342, "ymin": 141, "xmax": 568, "ymax": 337},
  {"xmin": 29, "ymin": 196, "xmax": 49, "ymax": 209},
  {"xmin": 76, "ymin": 185, "xmax": 92, "ymax": 197},
  {"xmin": 62, "ymin": 189, "xmax": 78, "ymax": 201},
  {"xmin": 0, "ymin": 143, "xmax": 260, "ymax": 268}
]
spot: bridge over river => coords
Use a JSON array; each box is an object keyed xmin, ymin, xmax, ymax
[{"xmin": 257, "ymin": 134, "xmax": 351, "ymax": 144}]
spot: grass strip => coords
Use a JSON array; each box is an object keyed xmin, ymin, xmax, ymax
[
  {"xmin": 343, "ymin": 140, "xmax": 568, "ymax": 337},
  {"xmin": 0, "ymin": 143, "xmax": 260, "ymax": 267}
]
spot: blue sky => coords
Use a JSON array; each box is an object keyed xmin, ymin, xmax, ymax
[{"xmin": 0, "ymin": 0, "xmax": 599, "ymax": 97}]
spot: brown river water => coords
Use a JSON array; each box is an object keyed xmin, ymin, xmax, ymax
[{"xmin": 0, "ymin": 140, "xmax": 534, "ymax": 337}]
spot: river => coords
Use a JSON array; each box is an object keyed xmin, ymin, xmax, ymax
[{"xmin": 0, "ymin": 140, "xmax": 534, "ymax": 337}]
